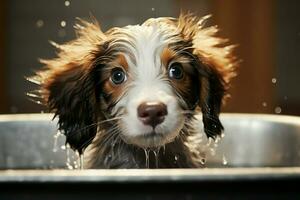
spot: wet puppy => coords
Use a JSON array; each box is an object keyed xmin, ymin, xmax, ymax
[{"xmin": 31, "ymin": 13, "xmax": 237, "ymax": 168}]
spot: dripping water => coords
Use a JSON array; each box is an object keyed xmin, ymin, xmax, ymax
[
  {"xmin": 52, "ymin": 131, "xmax": 62, "ymax": 152},
  {"xmin": 73, "ymin": 160, "xmax": 78, "ymax": 169},
  {"xmin": 162, "ymin": 145, "xmax": 166, "ymax": 155},
  {"xmin": 144, "ymin": 148, "xmax": 150, "ymax": 168},
  {"xmin": 153, "ymin": 148, "xmax": 160, "ymax": 168},
  {"xmin": 79, "ymin": 153, "xmax": 84, "ymax": 169},
  {"xmin": 222, "ymin": 154, "xmax": 228, "ymax": 165},
  {"xmin": 174, "ymin": 155, "xmax": 178, "ymax": 165},
  {"xmin": 143, "ymin": 148, "xmax": 161, "ymax": 168},
  {"xmin": 65, "ymin": 143, "xmax": 73, "ymax": 169}
]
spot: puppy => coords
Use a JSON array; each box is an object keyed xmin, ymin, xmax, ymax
[{"xmin": 31, "ymin": 13, "xmax": 237, "ymax": 168}]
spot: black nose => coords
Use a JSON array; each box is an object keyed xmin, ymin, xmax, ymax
[{"xmin": 137, "ymin": 102, "xmax": 168, "ymax": 128}]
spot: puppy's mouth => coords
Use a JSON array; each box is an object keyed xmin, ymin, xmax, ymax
[{"xmin": 120, "ymin": 127, "xmax": 181, "ymax": 148}]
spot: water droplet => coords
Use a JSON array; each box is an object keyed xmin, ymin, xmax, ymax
[
  {"xmin": 284, "ymin": 96, "xmax": 288, "ymax": 100},
  {"xmin": 151, "ymin": 7, "xmax": 155, "ymax": 11},
  {"xmin": 65, "ymin": 0, "xmax": 70, "ymax": 6},
  {"xmin": 66, "ymin": 163, "xmax": 74, "ymax": 170},
  {"xmin": 272, "ymin": 78, "xmax": 277, "ymax": 84},
  {"xmin": 73, "ymin": 160, "xmax": 79, "ymax": 169},
  {"xmin": 275, "ymin": 106, "xmax": 282, "ymax": 114},
  {"xmin": 36, "ymin": 19, "xmax": 44, "ymax": 28},
  {"xmin": 210, "ymin": 148, "xmax": 216, "ymax": 156},
  {"xmin": 262, "ymin": 102, "xmax": 267, "ymax": 107},
  {"xmin": 221, "ymin": 133, "xmax": 225, "ymax": 138},
  {"xmin": 222, "ymin": 154, "xmax": 228, "ymax": 165},
  {"xmin": 60, "ymin": 20, "xmax": 66, "ymax": 27},
  {"xmin": 200, "ymin": 158, "xmax": 206, "ymax": 164},
  {"xmin": 61, "ymin": 145, "xmax": 66, "ymax": 150},
  {"xmin": 174, "ymin": 155, "xmax": 178, "ymax": 161},
  {"xmin": 214, "ymin": 136, "xmax": 220, "ymax": 144}
]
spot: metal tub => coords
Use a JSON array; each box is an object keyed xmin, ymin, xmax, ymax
[{"xmin": 0, "ymin": 113, "xmax": 300, "ymax": 199}]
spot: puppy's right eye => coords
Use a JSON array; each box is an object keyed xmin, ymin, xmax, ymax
[{"xmin": 110, "ymin": 68, "xmax": 127, "ymax": 85}]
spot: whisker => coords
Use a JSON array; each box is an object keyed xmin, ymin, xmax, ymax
[
  {"xmin": 67, "ymin": 116, "xmax": 123, "ymax": 138},
  {"xmin": 80, "ymin": 125, "xmax": 120, "ymax": 152},
  {"xmin": 100, "ymin": 128, "xmax": 120, "ymax": 145},
  {"xmin": 181, "ymin": 110, "xmax": 196, "ymax": 115}
]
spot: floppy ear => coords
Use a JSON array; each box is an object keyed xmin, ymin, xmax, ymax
[
  {"xmin": 198, "ymin": 66, "xmax": 226, "ymax": 139},
  {"xmin": 177, "ymin": 13, "xmax": 237, "ymax": 139},
  {"xmin": 31, "ymin": 20, "xmax": 107, "ymax": 154},
  {"xmin": 40, "ymin": 63, "xmax": 98, "ymax": 154}
]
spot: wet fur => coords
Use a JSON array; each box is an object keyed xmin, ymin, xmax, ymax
[{"xmin": 30, "ymin": 13, "xmax": 237, "ymax": 168}]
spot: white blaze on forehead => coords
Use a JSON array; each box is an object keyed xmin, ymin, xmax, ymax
[
  {"xmin": 110, "ymin": 24, "xmax": 185, "ymax": 147},
  {"xmin": 121, "ymin": 24, "xmax": 175, "ymax": 81}
]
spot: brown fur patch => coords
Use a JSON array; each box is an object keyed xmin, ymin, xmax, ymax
[
  {"xmin": 102, "ymin": 54, "xmax": 129, "ymax": 103},
  {"xmin": 161, "ymin": 47, "xmax": 176, "ymax": 67},
  {"xmin": 115, "ymin": 54, "xmax": 129, "ymax": 71},
  {"xmin": 103, "ymin": 79, "xmax": 124, "ymax": 103},
  {"xmin": 177, "ymin": 13, "xmax": 238, "ymax": 100}
]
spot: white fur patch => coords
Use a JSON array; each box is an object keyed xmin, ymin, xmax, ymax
[{"xmin": 111, "ymin": 24, "xmax": 185, "ymax": 148}]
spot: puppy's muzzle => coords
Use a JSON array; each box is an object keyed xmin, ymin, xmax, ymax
[{"xmin": 137, "ymin": 102, "xmax": 168, "ymax": 128}]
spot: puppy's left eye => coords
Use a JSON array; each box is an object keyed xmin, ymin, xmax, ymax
[
  {"xmin": 110, "ymin": 68, "xmax": 127, "ymax": 85},
  {"xmin": 168, "ymin": 63, "xmax": 184, "ymax": 80}
]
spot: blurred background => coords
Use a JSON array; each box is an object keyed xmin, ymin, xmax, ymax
[{"xmin": 0, "ymin": 0, "xmax": 299, "ymax": 115}]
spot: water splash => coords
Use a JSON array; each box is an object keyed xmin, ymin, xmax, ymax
[
  {"xmin": 73, "ymin": 160, "xmax": 79, "ymax": 169},
  {"xmin": 53, "ymin": 131, "xmax": 62, "ymax": 152},
  {"xmin": 65, "ymin": 144, "xmax": 74, "ymax": 169},
  {"xmin": 206, "ymin": 137, "xmax": 216, "ymax": 156}
]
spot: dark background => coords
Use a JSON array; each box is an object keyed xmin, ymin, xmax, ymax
[{"xmin": 0, "ymin": 0, "xmax": 299, "ymax": 115}]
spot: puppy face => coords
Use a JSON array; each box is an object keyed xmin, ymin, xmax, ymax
[
  {"xmin": 99, "ymin": 25, "xmax": 201, "ymax": 148},
  {"xmin": 33, "ymin": 14, "xmax": 237, "ymax": 153}
]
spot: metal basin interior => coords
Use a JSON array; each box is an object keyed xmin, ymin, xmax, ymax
[
  {"xmin": 1, "ymin": 113, "xmax": 300, "ymax": 199},
  {"xmin": 1, "ymin": 113, "xmax": 300, "ymax": 169}
]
